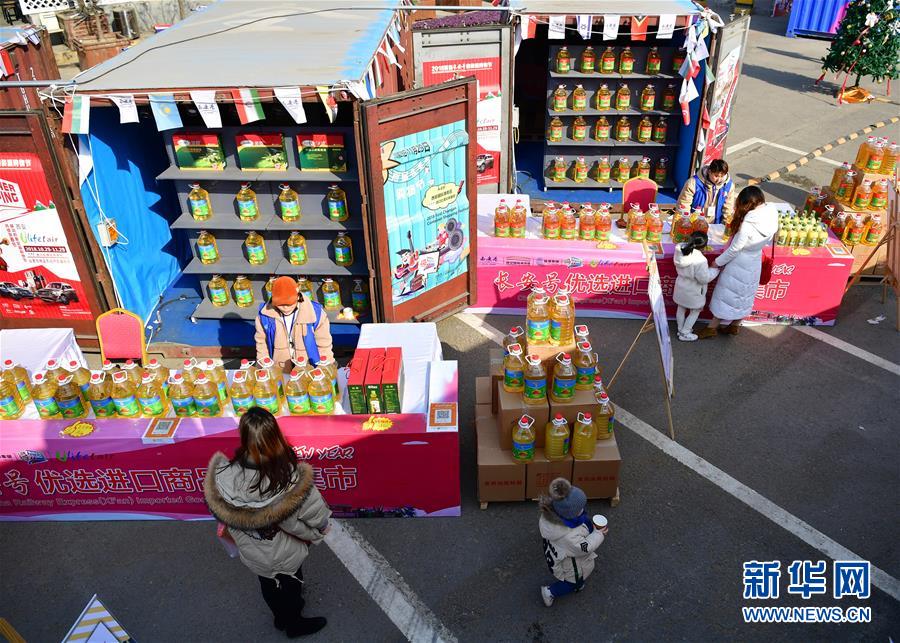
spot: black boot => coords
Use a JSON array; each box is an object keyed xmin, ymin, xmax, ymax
[{"xmin": 286, "ymin": 616, "xmax": 327, "ymax": 638}]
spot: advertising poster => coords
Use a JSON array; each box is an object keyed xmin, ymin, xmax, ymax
[
  {"xmin": 702, "ymin": 45, "xmax": 742, "ymax": 165},
  {"xmin": 0, "ymin": 153, "xmax": 92, "ymax": 321},
  {"xmin": 423, "ymin": 58, "xmax": 501, "ymax": 186},
  {"xmin": 380, "ymin": 120, "xmax": 470, "ymax": 305}
]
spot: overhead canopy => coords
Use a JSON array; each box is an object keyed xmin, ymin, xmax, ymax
[
  {"xmin": 74, "ymin": 0, "xmax": 399, "ymax": 93},
  {"xmin": 509, "ymin": 0, "xmax": 701, "ymax": 14}
]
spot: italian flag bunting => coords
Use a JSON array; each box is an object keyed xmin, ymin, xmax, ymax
[
  {"xmin": 231, "ymin": 88, "xmax": 264, "ymax": 124},
  {"xmin": 62, "ymin": 95, "xmax": 90, "ymax": 134}
]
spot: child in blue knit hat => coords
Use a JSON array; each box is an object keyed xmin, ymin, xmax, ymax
[{"xmin": 539, "ymin": 477, "xmax": 607, "ymax": 607}]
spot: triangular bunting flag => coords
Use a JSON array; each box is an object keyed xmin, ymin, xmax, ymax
[
  {"xmin": 0, "ymin": 49, "xmax": 13, "ymax": 77},
  {"xmin": 577, "ymin": 15, "xmax": 593, "ymax": 39},
  {"xmin": 705, "ymin": 61, "xmax": 716, "ymax": 86},
  {"xmin": 631, "ymin": 16, "xmax": 650, "ymax": 41},
  {"xmin": 603, "ymin": 15, "xmax": 620, "ymax": 40},
  {"xmin": 13, "ymin": 32, "xmax": 27, "ymax": 46},
  {"xmin": 679, "ymin": 78, "xmax": 699, "ymax": 126},
  {"xmin": 365, "ymin": 64, "xmax": 376, "ymax": 99},
  {"xmin": 26, "ymin": 28, "xmax": 40, "ymax": 45},
  {"xmin": 317, "ymin": 86, "xmax": 338, "ymax": 123},
  {"xmin": 521, "ymin": 15, "xmax": 536, "ymax": 40},
  {"xmin": 380, "ymin": 42, "xmax": 401, "ymax": 69},
  {"xmin": 62, "ymin": 95, "xmax": 90, "ymax": 134},
  {"xmin": 62, "ymin": 595, "xmax": 132, "ymax": 643},
  {"xmin": 274, "ymin": 86, "xmax": 307, "ymax": 124},
  {"xmin": 548, "ymin": 16, "xmax": 566, "ymax": 39},
  {"xmin": 657, "ymin": 14, "xmax": 677, "ymax": 39},
  {"xmin": 149, "ymin": 93, "xmax": 182, "ymax": 130},
  {"xmin": 109, "ymin": 94, "xmax": 139, "ymax": 124},
  {"xmin": 190, "ymin": 90, "xmax": 221, "ymax": 128},
  {"xmin": 231, "ymin": 88, "xmax": 264, "ymax": 124},
  {"xmin": 388, "ymin": 24, "xmax": 406, "ymax": 53}
]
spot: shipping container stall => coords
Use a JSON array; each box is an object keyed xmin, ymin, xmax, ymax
[{"xmin": 63, "ymin": 0, "xmax": 479, "ymax": 358}]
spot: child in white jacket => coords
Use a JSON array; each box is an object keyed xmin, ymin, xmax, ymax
[
  {"xmin": 673, "ymin": 231, "xmax": 719, "ymax": 342},
  {"xmin": 539, "ymin": 478, "xmax": 606, "ymax": 607}
]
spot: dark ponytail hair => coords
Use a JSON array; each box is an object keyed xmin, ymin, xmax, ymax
[
  {"xmin": 233, "ymin": 407, "xmax": 298, "ymax": 496},
  {"xmin": 681, "ymin": 231, "xmax": 708, "ymax": 256},
  {"xmin": 729, "ymin": 186, "xmax": 766, "ymax": 236}
]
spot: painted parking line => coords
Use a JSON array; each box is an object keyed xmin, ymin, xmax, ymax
[
  {"xmin": 791, "ymin": 326, "xmax": 900, "ymax": 376},
  {"xmin": 326, "ymin": 520, "xmax": 458, "ymax": 643},
  {"xmin": 727, "ymin": 137, "xmax": 843, "ymax": 166},
  {"xmin": 453, "ymin": 312, "xmax": 900, "ymax": 603}
]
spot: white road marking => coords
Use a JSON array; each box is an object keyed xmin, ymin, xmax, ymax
[
  {"xmin": 453, "ymin": 312, "xmax": 900, "ymax": 603},
  {"xmin": 726, "ymin": 137, "xmax": 844, "ymax": 167},
  {"xmin": 726, "ymin": 137, "xmax": 763, "ymax": 155},
  {"xmin": 792, "ymin": 326, "xmax": 900, "ymax": 376},
  {"xmin": 326, "ymin": 520, "xmax": 458, "ymax": 643}
]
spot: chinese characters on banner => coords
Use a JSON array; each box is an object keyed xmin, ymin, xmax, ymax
[
  {"xmin": 0, "ymin": 153, "xmax": 92, "ymax": 320},
  {"xmin": 423, "ymin": 58, "xmax": 502, "ymax": 187},
  {"xmin": 380, "ymin": 121, "xmax": 471, "ymax": 305},
  {"xmin": 701, "ymin": 45, "xmax": 743, "ymax": 165}
]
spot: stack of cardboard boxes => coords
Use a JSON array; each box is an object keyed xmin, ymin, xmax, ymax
[
  {"xmin": 347, "ymin": 347, "xmax": 404, "ymax": 415},
  {"xmin": 475, "ymin": 347, "xmax": 621, "ymax": 507}
]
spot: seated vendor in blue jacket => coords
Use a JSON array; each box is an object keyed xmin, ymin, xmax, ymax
[{"xmin": 676, "ymin": 158, "xmax": 736, "ymax": 226}]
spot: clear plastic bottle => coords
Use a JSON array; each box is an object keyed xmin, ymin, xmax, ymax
[
  {"xmin": 640, "ymin": 84, "xmax": 656, "ymax": 111},
  {"xmin": 550, "ymin": 156, "xmax": 567, "ymax": 182},
  {"xmin": 208, "ymin": 274, "xmax": 229, "ymax": 307},
  {"xmin": 652, "ymin": 118, "xmax": 668, "ymax": 144},
  {"xmin": 637, "ymin": 156, "xmax": 652, "ymax": 179},
  {"xmin": 647, "ymin": 209, "xmax": 664, "ymax": 243},
  {"xmin": 573, "ymin": 155, "xmax": 588, "ymax": 183},
  {"xmin": 550, "ymin": 352, "xmax": 577, "ymax": 402},
  {"xmin": 2, "ymin": 360, "xmax": 31, "ymax": 403},
  {"xmin": 229, "ymin": 370, "xmax": 255, "ymax": 416},
  {"xmin": 494, "ymin": 200, "xmax": 510, "ymax": 237},
  {"xmin": 597, "ymin": 157, "xmax": 612, "ymax": 183},
  {"xmin": 307, "ymin": 368, "xmax": 335, "ymax": 414},
  {"xmin": 547, "ymin": 116, "xmax": 563, "ymax": 144},
  {"xmin": 278, "ymin": 183, "xmax": 301, "ymax": 222},
  {"xmin": 637, "ymin": 117, "xmax": 653, "ymax": 143},
  {"xmin": 560, "ymin": 205, "xmax": 578, "ymax": 239},
  {"xmin": 573, "ymin": 341, "xmax": 598, "ymax": 390},
  {"xmin": 654, "ymin": 157, "xmax": 669, "ymax": 184},
  {"xmin": 574, "ymin": 324, "xmax": 591, "ymax": 346},
  {"xmin": 672, "ymin": 210, "xmax": 694, "ymax": 243},
  {"xmin": 31, "ymin": 372, "xmax": 60, "ymax": 419},
  {"xmin": 327, "ymin": 184, "xmax": 349, "ymax": 222},
  {"xmin": 545, "ymin": 414, "xmax": 570, "ymax": 461},
  {"xmin": 318, "ymin": 356, "xmax": 339, "ymax": 398},
  {"xmin": 510, "ymin": 200, "xmax": 527, "ymax": 238},
  {"xmin": 287, "ymin": 231, "xmax": 309, "ymax": 266},
  {"xmin": 45, "ymin": 358, "xmax": 67, "ymax": 384},
  {"xmin": 503, "ymin": 326, "xmax": 525, "ymax": 354},
  {"xmin": 880, "ymin": 141, "xmax": 898, "ymax": 175},
  {"xmin": 181, "ymin": 358, "xmax": 198, "ymax": 385},
  {"xmin": 852, "ymin": 180, "xmax": 873, "ymax": 211},
  {"xmin": 285, "ymin": 368, "xmax": 312, "ymax": 415},
  {"xmin": 855, "ymin": 136, "xmax": 875, "ymax": 167},
  {"xmin": 168, "ymin": 373, "xmax": 196, "ymax": 417},
  {"xmin": 503, "ymin": 343, "xmax": 525, "ymax": 393},
  {"xmin": 351, "ymin": 278, "xmax": 370, "ymax": 314},
  {"xmin": 594, "ymin": 116, "xmax": 611, "ymax": 142},
  {"xmin": 869, "ymin": 179, "xmax": 889, "ymax": 211},
  {"xmin": 830, "ymin": 162, "xmax": 850, "ymax": 192},
  {"xmin": 542, "ymin": 204, "xmax": 560, "ymax": 238},
  {"xmin": 188, "ymin": 183, "xmax": 212, "ymax": 220},
  {"xmin": 618, "ymin": 47, "xmax": 634, "ymax": 74},
  {"xmin": 555, "ymin": 46, "xmax": 571, "ymax": 74},
  {"xmin": 145, "ymin": 358, "xmax": 170, "ymax": 394},
  {"xmin": 252, "ymin": 369, "xmax": 280, "ymax": 415},
  {"xmin": 192, "ymin": 373, "xmax": 222, "ymax": 417},
  {"xmin": 204, "ymin": 359, "xmax": 229, "ymax": 402},
  {"xmin": 596, "ymin": 392, "xmax": 615, "ymax": 440},
  {"xmin": 592, "ymin": 374, "xmax": 607, "ymax": 401},
  {"xmin": 197, "ymin": 230, "xmax": 219, "ymax": 264},
  {"xmin": 85, "ymin": 371, "xmax": 116, "ymax": 418},
  {"xmin": 296, "ymin": 276, "xmax": 314, "ymax": 303},
  {"xmin": 571, "ymin": 412, "xmax": 597, "ymax": 460},
  {"xmin": 110, "ymin": 370, "xmax": 140, "ymax": 418},
  {"xmin": 835, "ymin": 170, "xmax": 857, "ymax": 204},
  {"xmin": 864, "ymin": 212, "xmax": 884, "ymax": 245},
  {"xmin": 615, "ymin": 84, "xmax": 631, "ymax": 111},
  {"xmin": 646, "ymin": 47, "xmax": 662, "ymax": 75},
  {"xmin": 65, "ymin": 359, "xmax": 91, "ymax": 395},
  {"xmin": 616, "ymin": 157, "xmax": 632, "ymax": 183},
  {"xmin": 523, "ymin": 354, "xmax": 547, "ymax": 405},
  {"xmin": 321, "ymin": 278, "xmax": 342, "ymax": 310},
  {"xmin": 0, "ymin": 373, "xmax": 23, "ymax": 419},
  {"xmin": 55, "ymin": 374, "xmax": 85, "ymax": 419},
  {"xmin": 245, "ymin": 231, "xmax": 267, "ymax": 265},
  {"xmin": 572, "ymin": 84, "xmax": 587, "ymax": 112},
  {"xmin": 672, "ymin": 50, "xmax": 686, "ymax": 74},
  {"xmin": 233, "ymin": 275, "xmax": 255, "ymax": 308},
  {"xmin": 629, "ymin": 208, "xmax": 647, "ymax": 242},
  {"xmin": 236, "ymin": 182, "xmax": 259, "ymax": 221},
  {"xmin": 595, "ymin": 84, "xmax": 612, "ymax": 110},
  {"xmin": 121, "ymin": 359, "xmax": 142, "ymax": 389},
  {"xmin": 526, "ymin": 291, "xmax": 551, "ymax": 345},
  {"xmin": 334, "ymin": 231, "xmax": 354, "ymax": 266},
  {"xmin": 580, "ymin": 46, "xmax": 595, "ymax": 73},
  {"xmin": 600, "ymin": 47, "xmax": 616, "ymax": 74},
  {"xmin": 264, "ymin": 276, "xmax": 275, "ymax": 302},
  {"xmin": 551, "ymin": 84, "xmax": 568, "ymax": 112},
  {"xmin": 137, "ymin": 372, "xmax": 168, "ymax": 417},
  {"xmin": 596, "ymin": 205, "xmax": 613, "ymax": 242},
  {"xmin": 579, "ymin": 205, "xmax": 596, "ymax": 240},
  {"xmin": 511, "ymin": 414, "xmax": 536, "ymax": 462},
  {"xmin": 865, "ymin": 138, "xmax": 885, "ymax": 172},
  {"xmin": 550, "ymin": 294, "xmax": 575, "ymax": 346},
  {"xmin": 662, "ymin": 84, "xmax": 677, "ymax": 111}
]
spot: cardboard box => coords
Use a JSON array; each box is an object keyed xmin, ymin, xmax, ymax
[
  {"xmin": 236, "ymin": 133, "xmax": 288, "ymax": 171},
  {"xmin": 476, "ymin": 415, "xmax": 526, "ymax": 502},
  {"xmin": 381, "ymin": 347, "xmax": 404, "ymax": 414},
  {"xmin": 526, "ymin": 449, "xmax": 573, "ymax": 499},
  {"xmin": 497, "ymin": 381, "xmax": 549, "ymax": 450},
  {"xmin": 475, "ymin": 403, "xmax": 492, "ymax": 421},
  {"xmin": 489, "ymin": 348, "xmax": 503, "ymax": 414},
  {"xmin": 549, "ymin": 388, "xmax": 600, "ymax": 427},
  {"xmin": 347, "ymin": 349, "xmax": 371, "ymax": 415},
  {"xmin": 475, "ymin": 376, "xmax": 492, "ymax": 407},
  {"xmin": 172, "ymin": 132, "xmax": 225, "ymax": 170},
  {"xmin": 850, "ymin": 163, "xmax": 891, "ymax": 188},
  {"xmin": 364, "ymin": 349, "xmax": 386, "ymax": 413},
  {"xmin": 297, "ymin": 133, "xmax": 348, "ymax": 172},
  {"xmin": 571, "ymin": 432, "xmax": 621, "ymax": 499},
  {"xmin": 848, "ymin": 240, "xmax": 888, "ymax": 276},
  {"xmin": 525, "ymin": 342, "xmax": 578, "ymax": 370}
]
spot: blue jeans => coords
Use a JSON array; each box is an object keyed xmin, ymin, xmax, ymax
[{"xmin": 549, "ymin": 578, "xmax": 584, "ymax": 598}]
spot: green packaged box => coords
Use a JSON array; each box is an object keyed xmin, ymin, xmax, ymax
[
  {"xmin": 297, "ymin": 133, "xmax": 347, "ymax": 172},
  {"xmin": 173, "ymin": 132, "xmax": 225, "ymax": 170},
  {"xmin": 236, "ymin": 133, "xmax": 288, "ymax": 171},
  {"xmin": 381, "ymin": 347, "xmax": 404, "ymax": 414}
]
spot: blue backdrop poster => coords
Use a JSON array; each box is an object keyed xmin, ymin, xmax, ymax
[{"xmin": 380, "ymin": 120, "xmax": 470, "ymax": 305}]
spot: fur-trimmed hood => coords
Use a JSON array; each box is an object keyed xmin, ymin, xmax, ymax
[{"xmin": 204, "ymin": 451, "xmax": 315, "ymax": 531}]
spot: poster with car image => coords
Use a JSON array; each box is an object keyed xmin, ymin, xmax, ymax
[
  {"xmin": 380, "ymin": 121, "xmax": 471, "ymax": 305},
  {"xmin": 0, "ymin": 153, "xmax": 92, "ymax": 320}
]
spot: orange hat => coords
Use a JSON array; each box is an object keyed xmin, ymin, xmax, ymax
[{"xmin": 271, "ymin": 276, "xmax": 299, "ymax": 306}]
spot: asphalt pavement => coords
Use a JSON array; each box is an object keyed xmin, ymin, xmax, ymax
[{"xmin": 2, "ymin": 5, "xmax": 900, "ymax": 642}]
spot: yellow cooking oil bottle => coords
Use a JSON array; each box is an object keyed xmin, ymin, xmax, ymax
[
  {"xmin": 245, "ymin": 231, "xmax": 267, "ymax": 265},
  {"xmin": 121, "ymin": 359, "xmax": 142, "ymax": 389},
  {"xmin": 523, "ymin": 354, "xmax": 547, "ymax": 405},
  {"xmin": 334, "ymin": 232, "xmax": 354, "ymax": 266},
  {"xmin": 0, "ymin": 373, "xmax": 24, "ymax": 419},
  {"xmin": 321, "ymin": 278, "xmax": 342, "ymax": 310},
  {"xmin": 502, "ymin": 343, "xmax": 525, "ymax": 393},
  {"xmin": 550, "ymin": 352, "xmax": 577, "ymax": 403},
  {"xmin": 137, "ymin": 372, "xmax": 168, "ymax": 418},
  {"xmin": 236, "ymin": 182, "xmax": 259, "ymax": 221},
  {"xmin": 285, "ymin": 368, "xmax": 312, "ymax": 415},
  {"xmin": 208, "ymin": 274, "xmax": 229, "ymax": 307},
  {"xmin": 574, "ymin": 324, "xmax": 591, "ymax": 346},
  {"xmin": 197, "ymin": 230, "xmax": 219, "ymax": 264},
  {"xmin": 2, "ymin": 360, "xmax": 31, "ymax": 404},
  {"xmin": 327, "ymin": 184, "xmax": 349, "ymax": 222},
  {"xmin": 253, "ymin": 369, "xmax": 281, "ymax": 415},
  {"xmin": 229, "ymin": 370, "xmax": 255, "ymax": 416},
  {"xmin": 202, "ymin": 359, "xmax": 229, "ymax": 402},
  {"xmin": 596, "ymin": 391, "xmax": 615, "ymax": 440},
  {"xmin": 318, "ymin": 356, "xmax": 339, "ymax": 398},
  {"xmin": 145, "ymin": 358, "xmax": 170, "ymax": 394},
  {"xmin": 571, "ymin": 412, "xmax": 597, "ymax": 460},
  {"xmin": 526, "ymin": 290, "xmax": 551, "ymax": 346},
  {"xmin": 168, "ymin": 373, "xmax": 196, "ymax": 417},
  {"xmin": 31, "ymin": 372, "xmax": 60, "ymax": 419},
  {"xmin": 573, "ymin": 341, "xmax": 598, "ymax": 390},
  {"xmin": 287, "ymin": 231, "xmax": 309, "ymax": 266},
  {"xmin": 307, "ymin": 368, "xmax": 335, "ymax": 414},
  {"xmin": 232, "ymin": 275, "xmax": 255, "ymax": 308},
  {"xmin": 545, "ymin": 414, "xmax": 571, "ymax": 461},
  {"xmin": 296, "ymin": 276, "xmax": 314, "ymax": 302},
  {"xmin": 188, "ymin": 183, "xmax": 212, "ymax": 220},
  {"xmin": 85, "ymin": 371, "xmax": 116, "ymax": 418},
  {"xmin": 55, "ymin": 374, "xmax": 86, "ymax": 419},
  {"xmin": 181, "ymin": 358, "xmax": 198, "ymax": 385},
  {"xmin": 45, "ymin": 358, "xmax": 67, "ymax": 384},
  {"xmin": 549, "ymin": 293, "xmax": 574, "ymax": 346},
  {"xmin": 278, "ymin": 183, "xmax": 301, "ymax": 222},
  {"xmin": 192, "ymin": 373, "xmax": 222, "ymax": 417},
  {"xmin": 66, "ymin": 360, "xmax": 91, "ymax": 395},
  {"xmin": 110, "ymin": 370, "xmax": 140, "ymax": 418},
  {"xmin": 512, "ymin": 414, "xmax": 536, "ymax": 462},
  {"xmin": 503, "ymin": 326, "xmax": 525, "ymax": 354}
]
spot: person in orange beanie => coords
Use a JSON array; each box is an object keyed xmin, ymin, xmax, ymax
[{"xmin": 255, "ymin": 276, "xmax": 333, "ymax": 373}]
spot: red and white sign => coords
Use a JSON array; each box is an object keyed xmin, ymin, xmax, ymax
[
  {"xmin": 0, "ymin": 153, "xmax": 92, "ymax": 321},
  {"xmin": 423, "ymin": 57, "xmax": 502, "ymax": 186},
  {"xmin": 702, "ymin": 46, "xmax": 742, "ymax": 165}
]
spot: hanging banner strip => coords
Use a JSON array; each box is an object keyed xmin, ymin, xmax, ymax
[
  {"xmin": 274, "ymin": 86, "xmax": 307, "ymax": 124},
  {"xmin": 109, "ymin": 94, "xmax": 139, "ymax": 124},
  {"xmin": 190, "ymin": 90, "xmax": 222, "ymax": 128}
]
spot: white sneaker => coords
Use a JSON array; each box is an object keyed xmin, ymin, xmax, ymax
[
  {"xmin": 678, "ymin": 332, "xmax": 698, "ymax": 342},
  {"xmin": 541, "ymin": 586, "xmax": 554, "ymax": 607}
]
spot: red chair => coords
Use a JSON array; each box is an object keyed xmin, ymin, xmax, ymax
[
  {"xmin": 622, "ymin": 177, "xmax": 659, "ymax": 212},
  {"xmin": 96, "ymin": 308, "xmax": 147, "ymax": 364}
]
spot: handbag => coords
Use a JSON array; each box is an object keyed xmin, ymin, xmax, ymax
[{"xmin": 759, "ymin": 234, "xmax": 776, "ymax": 285}]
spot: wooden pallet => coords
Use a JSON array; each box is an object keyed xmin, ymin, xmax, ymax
[{"xmin": 480, "ymin": 486, "xmax": 620, "ymax": 510}]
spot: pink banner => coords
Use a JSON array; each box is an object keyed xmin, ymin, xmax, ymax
[
  {"xmin": 0, "ymin": 414, "xmax": 460, "ymax": 521},
  {"xmin": 472, "ymin": 232, "xmax": 854, "ymax": 325}
]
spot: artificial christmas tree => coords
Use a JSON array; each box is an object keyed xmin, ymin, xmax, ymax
[{"xmin": 821, "ymin": 0, "xmax": 900, "ymax": 102}]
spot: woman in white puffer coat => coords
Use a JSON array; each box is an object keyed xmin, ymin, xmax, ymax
[{"xmin": 698, "ymin": 186, "xmax": 778, "ymax": 338}]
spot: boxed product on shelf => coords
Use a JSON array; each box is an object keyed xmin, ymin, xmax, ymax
[
  {"xmin": 571, "ymin": 432, "xmax": 621, "ymax": 499},
  {"xmin": 364, "ymin": 348, "xmax": 386, "ymax": 413},
  {"xmin": 477, "ymin": 414, "xmax": 527, "ymax": 503},
  {"xmin": 297, "ymin": 133, "xmax": 348, "ymax": 172},
  {"xmin": 381, "ymin": 347, "xmax": 404, "ymax": 414},
  {"xmin": 173, "ymin": 132, "xmax": 225, "ymax": 170},
  {"xmin": 347, "ymin": 348, "xmax": 371, "ymax": 415},
  {"xmin": 497, "ymin": 381, "xmax": 549, "ymax": 450},
  {"xmin": 236, "ymin": 133, "xmax": 288, "ymax": 171},
  {"xmin": 526, "ymin": 449, "xmax": 573, "ymax": 499},
  {"xmin": 549, "ymin": 388, "xmax": 600, "ymax": 426}
]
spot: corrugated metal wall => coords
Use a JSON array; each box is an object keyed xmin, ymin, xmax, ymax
[{"xmin": 786, "ymin": 0, "xmax": 850, "ymax": 38}]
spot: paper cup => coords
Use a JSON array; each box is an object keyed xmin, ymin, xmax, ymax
[{"xmin": 593, "ymin": 514, "xmax": 608, "ymax": 530}]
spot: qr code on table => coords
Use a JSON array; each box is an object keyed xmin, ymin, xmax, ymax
[
  {"xmin": 429, "ymin": 403, "xmax": 457, "ymax": 429},
  {"xmin": 435, "ymin": 409, "xmax": 452, "ymax": 422}
]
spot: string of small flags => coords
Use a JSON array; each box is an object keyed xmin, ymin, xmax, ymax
[{"xmin": 0, "ymin": 26, "xmax": 43, "ymax": 78}]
